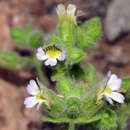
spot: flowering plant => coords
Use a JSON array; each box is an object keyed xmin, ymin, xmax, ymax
[{"xmin": 1, "ymin": 3, "xmax": 130, "ymax": 130}]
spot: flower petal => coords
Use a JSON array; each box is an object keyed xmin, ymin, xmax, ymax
[
  {"xmin": 67, "ymin": 4, "xmax": 76, "ymax": 17},
  {"xmin": 105, "ymin": 96, "xmax": 113, "ymax": 104},
  {"xmin": 24, "ymin": 96, "xmax": 38, "ymax": 108},
  {"xmin": 44, "ymin": 59, "xmax": 57, "ymax": 66},
  {"xmin": 36, "ymin": 102, "xmax": 43, "ymax": 111},
  {"xmin": 107, "ymin": 74, "xmax": 122, "ymax": 91},
  {"xmin": 109, "ymin": 92, "xmax": 125, "ymax": 103},
  {"xmin": 58, "ymin": 48, "xmax": 66, "ymax": 61},
  {"xmin": 27, "ymin": 80, "xmax": 39, "ymax": 95},
  {"xmin": 57, "ymin": 4, "xmax": 65, "ymax": 15},
  {"xmin": 104, "ymin": 71, "xmax": 111, "ymax": 86},
  {"xmin": 36, "ymin": 47, "xmax": 47, "ymax": 61}
]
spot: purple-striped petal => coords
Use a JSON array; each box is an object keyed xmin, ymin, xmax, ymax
[
  {"xmin": 24, "ymin": 96, "xmax": 38, "ymax": 108},
  {"xmin": 36, "ymin": 47, "xmax": 47, "ymax": 61},
  {"xmin": 44, "ymin": 59, "xmax": 57, "ymax": 66},
  {"xmin": 27, "ymin": 80, "xmax": 39, "ymax": 95}
]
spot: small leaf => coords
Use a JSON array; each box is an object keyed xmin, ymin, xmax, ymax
[
  {"xmin": 122, "ymin": 77, "xmax": 130, "ymax": 91},
  {"xmin": 117, "ymin": 104, "xmax": 130, "ymax": 130},
  {"xmin": 10, "ymin": 27, "xmax": 26, "ymax": 45},
  {"xmin": 11, "ymin": 25, "xmax": 44, "ymax": 48},
  {"xmin": 51, "ymin": 70, "xmax": 65, "ymax": 81},
  {"xmin": 96, "ymin": 109, "xmax": 117, "ymax": 130},
  {"xmin": 69, "ymin": 64, "xmax": 86, "ymax": 80},
  {"xmin": 77, "ymin": 17, "xmax": 102, "ymax": 50},
  {"xmin": 66, "ymin": 96, "xmax": 82, "ymax": 119},
  {"xmin": 57, "ymin": 77, "xmax": 73, "ymax": 96},
  {"xmin": 43, "ymin": 116, "xmax": 69, "ymax": 123},
  {"xmin": 74, "ymin": 115, "xmax": 101, "ymax": 124},
  {"xmin": 84, "ymin": 64, "xmax": 97, "ymax": 84},
  {"xmin": 70, "ymin": 48, "xmax": 86, "ymax": 64},
  {"xmin": 44, "ymin": 89, "xmax": 65, "ymax": 118},
  {"xmin": 0, "ymin": 51, "xmax": 30, "ymax": 69},
  {"xmin": 28, "ymin": 32, "xmax": 43, "ymax": 48},
  {"xmin": 48, "ymin": 35, "xmax": 63, "ymax": 45}
]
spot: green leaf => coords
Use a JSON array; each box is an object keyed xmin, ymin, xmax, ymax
[
  {"xmin": 122, "ymin": 77, "xmax": 130, "ymax": 91},
  {"xmin": 0, "ymin": 51, "xmax": 30, "ymax": 69},
  {"xmin": 43, "ymin": 116, "xmax": 69, "ymax": 123},
  {"xmin": 117, "ymin": 104, "xmax": 130, "ymax": 130},
  {"xmin": 43, "ymin": 115, "xmax": 101, "ymax": 124},
  {"xmin": 74, "ymin": 115, "xmax": 101, "ymax": 124},
  {"xmin": 66, "ymin": 96, "xmax": 82, "ymax": 119},
  {"xmin": 77, "ymin": 17, "xmax": 102, "ymax": 50},
  {"xmin": 48, "ymin": 35, "xmax": 63, "ymax": 46},
  {"xmin": 72, "ymin": 85, "xmax": 86, "ymax": 97},
  {"xmin": 28, "ymin": 32, "xmax": 43, "ymax": 48},
  {"xmin": 57, "ymin": 77, "xmax": 73, "ymax": 96},
  {"xmin": 69, "ymin": 64, "xmax": 86, "ymax": 80},
  {"xmin": 44, "ymin": 89, "xmax": 65, "ymax": 118},
  {"xmin": 10, "ymin": 25, "xmax": 44, "ymax": 48},
  {"xmin": 84, "ymin": 64, "xmax": 97, "ymax": 84},
  {"xmin": 70, "ymin": 48, "xmax": 86, "ymax": 64},
  {"xmin": 97, "ymin": 110, "xmax": 117, "ymax": 130},
  {"xmin": 51, "ymin": 70, "xmax": 65, "ymax": 81},
  {"xmin": 10, "ymin": 27, "xmax": 26, "ymax": 45}
]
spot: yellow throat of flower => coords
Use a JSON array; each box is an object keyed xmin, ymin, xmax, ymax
[
  {"xmin": 102, "ymin": 86, "xmax": 112, "ymax": 96},
  {"xmin": 96, "ymin": 86, "xmax": 112, "ymax": 104},
  {"xmin": 44, "ymin": 46, "xmax": 62, "ymax": 59},
  {"xmin": 36, "ymin": 92, "xmax": 45, "ymax": 101}
]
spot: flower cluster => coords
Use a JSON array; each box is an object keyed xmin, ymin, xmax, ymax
[
  {"xmin": 97, "ymin": 72, "xmax": 125, "ymax": 104},
  {"xmin": 24, "ymin": 4, "xmax": 126, "ymax": 113}
]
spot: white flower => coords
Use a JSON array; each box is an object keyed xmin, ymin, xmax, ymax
[
  {"xmin": 24, "ymin": 80, "xmax": 47, "ymax": 111},
  {"xmin": 56, "ymin": 4, "xmax": 77, "ymax": 25},
  {"xmin": 36, "ymin": 44, "xmax": 66, "ymax": 66},
  {"xmin": 100, "ymin": 72, "xmax": 125, "ymax": 104}
]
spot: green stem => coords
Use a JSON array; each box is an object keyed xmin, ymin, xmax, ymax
[
  {"xmin": 69, "ymin": 121, "xmax": 75, "ymax": 130},
  {"xmin": 33, "ymin": 57, "xmax": 47, "ymax": 85}
]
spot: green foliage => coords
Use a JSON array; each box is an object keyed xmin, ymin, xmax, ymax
[
  {"xmin": 77, "ymin": 17, "xmax": 102, "ymax": 50},
  {"xmin": 69, "ymin": 64, "xmax": 86, "ymax": 80},
  {"xmin": 96, "ymin": 109, "xmax": 117, "ymax": 130},
  {"xmin": 0, "ymin": 51, "xmax": 30, "ymax": 69},
  {"xmin": 51, "ymin": 62, "xmax": 66, "ymax": 81},
  {"xmin": 66, "ymin": 96, "xmax": 82, "ymax": 119},
  {"xmin": 122, "ymin": 77, "xmax": 130, "ymax": 91},
  {"xmin": 74, "ymin": 115, "xmax": 101, "ymax": 124},
  {"xmin": 48, "ymin": 35, "xmax": 63, "ymax": 45},
  {"xmin": 117, "ymin": 104, "xmax": 130, "ymax": 130},
  {"xmin": 10, "ymin": 27, "xmax": 26, "ymax": 46},
  {"xmin": 83, "ymin": 85, "xmax": 98, "ymax": 115},
  {"xmin": 43, "ymin": 116, "xmax": 69, "ymax": 123},
  {"xmin": 57, "ymin": 77, "xmax": 73, "ymax": 97},
  {"xmin": 70, "ymin": 48, "xmax": 86, "ymax": 64},
  {"xmin": 51, "ymin": 70, "xmax": 65, "ymax": 81},
  {"xmin": 10, "ymin": 25, "xmax": 43, "ymax": 48},
  {"xmin": 7, "ymin": 3, "xmax": 130, "ymax": 130},
  {"xmin": 44, "ymin": 88, "xmax": 65, "ymax": 118},
  {"xmin": 84, "ymin": 64, "xmax": 97, "ymax": 84},
  {"xmin": 43, "ymin": 115, "xmax": 101, "ymax": 124},
  {"xmin": 58, "ymin": 21, "xmax": 75, "ymax": 47}
]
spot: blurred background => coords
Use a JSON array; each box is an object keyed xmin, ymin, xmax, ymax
[{"xmin": 0, "ymin": 0, "xmax": 130, "ymax": 130}]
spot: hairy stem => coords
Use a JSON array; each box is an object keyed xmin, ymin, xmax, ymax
[
  {"xmin": 33, "ymin": 57, "xmax": 47, "ymax": 85},
  {"xmin": 69, "ymin": 121, "xmax": 75, "ymax": 130}
]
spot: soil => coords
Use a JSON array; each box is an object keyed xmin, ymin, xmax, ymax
[{"xmin": 0, "ymin": 0, "xmax": 129, "ymax": 130}]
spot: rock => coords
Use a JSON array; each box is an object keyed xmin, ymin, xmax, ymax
[{"xmin": 105, "ymin": 0, "xmax": 130, "ymax": 41}]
